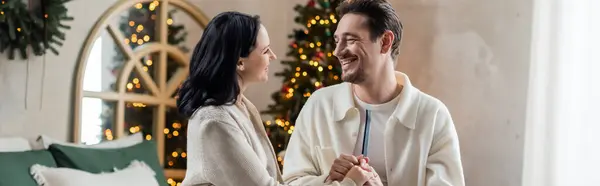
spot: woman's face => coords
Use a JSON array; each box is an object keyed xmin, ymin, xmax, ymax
[{"xmin": 238, "ymin": 24, "xmax": 277, "ymax": 83}]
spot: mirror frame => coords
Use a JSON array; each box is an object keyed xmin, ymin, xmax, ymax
[{"xmin": 70, "ymin": 0, "xmax": 210, "ymax": 179}]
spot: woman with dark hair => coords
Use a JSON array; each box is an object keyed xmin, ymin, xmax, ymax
[{"xmin": 178, "ymin": 11, "xmax": 374, "ymax": 186}]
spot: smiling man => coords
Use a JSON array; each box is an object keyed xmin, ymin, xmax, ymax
[{"xmin": 281, "ymin": 0, "xmax": 465, "ymax": 185}]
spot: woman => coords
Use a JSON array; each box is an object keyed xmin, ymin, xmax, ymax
[{"xmin": 177, "ymin": 11, "xmax": 374, "ymax": 186}]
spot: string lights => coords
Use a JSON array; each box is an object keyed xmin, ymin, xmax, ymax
[
  {"xmin": 262, "ymin": 0, "xmax": 343, "ymax": 168},
  {"xmin": 100, "ymin": 1, "xmax": 190, "ymax": 183},
  {"xmin": 167, "ymin": 178, "xmax": 182, "ymax": 186}
]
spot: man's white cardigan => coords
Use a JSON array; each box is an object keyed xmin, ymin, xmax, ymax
[{"xmin": 282, "ymin": 72, "xmax": 465, "ymax": 186}]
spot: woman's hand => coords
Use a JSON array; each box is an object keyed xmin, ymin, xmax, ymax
[
  {"xmin": 345, "ymin": 158, "xmax": 375, "ymax": 185},
  {"xmin": 363, "ymin": 170, "xmax": 383, "ymax": 186},
  {"xmin": 346, "ymin": 165, "xmax": 374, "ymax": 185}
]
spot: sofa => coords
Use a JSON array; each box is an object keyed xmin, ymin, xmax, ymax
[{"xmin": 0, "ymin": 133, "xmax": 169, "ymax": 186}]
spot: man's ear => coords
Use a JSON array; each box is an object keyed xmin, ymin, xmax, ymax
[{"xmin": 380, "ymin": 30, "xmax": 394, "ymax": 54}]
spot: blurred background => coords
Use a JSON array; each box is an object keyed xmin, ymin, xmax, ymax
[{"xmin": 1, "ymin": 0, "xmax": 596, "ymax": 185}]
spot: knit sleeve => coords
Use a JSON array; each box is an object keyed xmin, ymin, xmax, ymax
[
  {"xmin": 192, "ymin": 119, "xmax": 281, "ymax": 185},
  {"xmin": 185, "ymin": 118, "xmax": 359, "ymax": 186},
  {"xmin": 425, "ymin": 104, "xmax": 465, "ymax": 186}
]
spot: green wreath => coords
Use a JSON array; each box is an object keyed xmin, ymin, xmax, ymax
[{"xmin": 0, "ymin": 0, "xmax": 73, "ymax": 60}]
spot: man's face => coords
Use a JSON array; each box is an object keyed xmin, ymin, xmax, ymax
[{"xmin": 333, "ymin": 13, "xmax": 382, "ymax": 84}]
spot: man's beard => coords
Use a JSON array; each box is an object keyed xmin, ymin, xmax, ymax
[{"xmin": 341, "ymin": 67, "xmax": 366, "ymax": 84}]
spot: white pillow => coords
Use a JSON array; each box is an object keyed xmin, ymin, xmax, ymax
[
  {"xmin": 30, "ymin": 160, "xmax": 159, "ymax": 186},
  {"xmin": 35, "ymin": 132, "xmax": 143, "ymax": 149},
  {"xmin": 0, "ymin": 137, "xmax": 32, "ymax": 152}
]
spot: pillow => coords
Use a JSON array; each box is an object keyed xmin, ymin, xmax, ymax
[
  {"xmin": 36, "ymin": 132, "xmax": 143, "ymax": 149},
  {"xmin": 48, "ymin": 140, "xmax": 167, "ymax": 186},
  {"xmin": 0, "ymin": 137, "xmax": 32, "ymax": 152},
  {"xmin": 30, "ymin": 160, "xmax": 159, "ymax": 186},
  {"xmin": 0, "ymin": 150, "xmax": 57, "ymax": 186}
]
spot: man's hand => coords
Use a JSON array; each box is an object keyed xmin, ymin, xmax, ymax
[{"xmin": 327, "ymin": 154, "xmax": 360, "ymax": 182}]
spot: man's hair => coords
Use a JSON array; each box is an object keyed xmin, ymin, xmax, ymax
[{"xmin": 337, "ymin": 0, "xmax": 403, "ymax": 60}]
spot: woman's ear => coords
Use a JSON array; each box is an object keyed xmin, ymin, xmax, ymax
[{"xmin": 237, "ymin": 59, "xmax": 245, "ymax": 71}]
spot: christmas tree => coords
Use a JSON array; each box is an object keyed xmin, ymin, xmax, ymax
[
  {"xmin": 99, "ymin": 0, "xmax": 188, "ymax": 178},
  {"xmin": 261, "ymin": 0, "xmax": 342, "ymax": 166}
]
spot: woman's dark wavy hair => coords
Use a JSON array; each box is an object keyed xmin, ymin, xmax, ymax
[{"xmin": 177, "ymin": 11, "xmax": 261, "ymax": 117}]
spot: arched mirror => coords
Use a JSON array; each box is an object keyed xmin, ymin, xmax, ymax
[{"xmin": 71, "ymin": 0, "xmax": 209, "ymax": 182}]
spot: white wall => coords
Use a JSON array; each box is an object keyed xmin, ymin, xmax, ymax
[
  {"xmin": 392, "ymin": 0, "xmax": 532, "ymax": 185},
  {"xmin": 0, "ymin": 0, "xmax": 532, "ymax": 185},
  {"xmin": 0, "ymin": 0, "xmax": 120, "ymax": 140}
]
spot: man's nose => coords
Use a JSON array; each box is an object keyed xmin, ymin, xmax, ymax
[{"xmin": 333, "ymin": 45, "xmax": 342, "ymax": 58}]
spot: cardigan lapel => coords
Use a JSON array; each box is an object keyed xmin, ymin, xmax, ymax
[
  {"xmin": 331, "ymin": 83, "xmax": 362, "ymax": 155},
  {"xmin": 240, "ymin": 95, "xmax": 283, "ymax": 182}
]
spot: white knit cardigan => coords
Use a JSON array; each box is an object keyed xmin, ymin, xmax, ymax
[{"xmin": 180, "ymin": 96, "xmax": 359, "ymax": 186}]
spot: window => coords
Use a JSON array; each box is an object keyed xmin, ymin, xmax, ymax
[{"xmin": 73, "ymin": 0, "xmax": 209, "ymax": 181}]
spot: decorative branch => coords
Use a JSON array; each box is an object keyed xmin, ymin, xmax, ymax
[{"xmin": 0, "ymin": 0, "xmax": 73, "ymax": 60}]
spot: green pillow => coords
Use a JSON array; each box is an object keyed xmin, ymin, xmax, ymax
[
  {"xmin": 0, "ymin": 150, "xmax": 57, "ymax": 186},
  {"xmin": 48, "ymin": 140, "xmax": 167, "ymax": 186}
]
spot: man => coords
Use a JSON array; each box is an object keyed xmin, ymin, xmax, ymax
[{"xmin": 281, "ymin": 0, "xmax": 465, "ymax": 185}]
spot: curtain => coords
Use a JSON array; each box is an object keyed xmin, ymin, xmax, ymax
[{"xmin": 522, "ymin": 0, "xmax": 600, "ymax": 185}]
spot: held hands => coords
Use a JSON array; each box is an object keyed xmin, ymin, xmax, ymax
[
  {"xmin": 327, "ymin": 154, "xmax": 383, "ymax": 185},
  {"xmin": 327, "ymin": 154, "xmax": 362, "ymax": 181},
  {"xmin": 345, "ymin": 156, "xmax": 375, "ymax": 185},
  {"xmin": 362, "ymin": 169, "xmax": 382, "ymax": 186}
]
